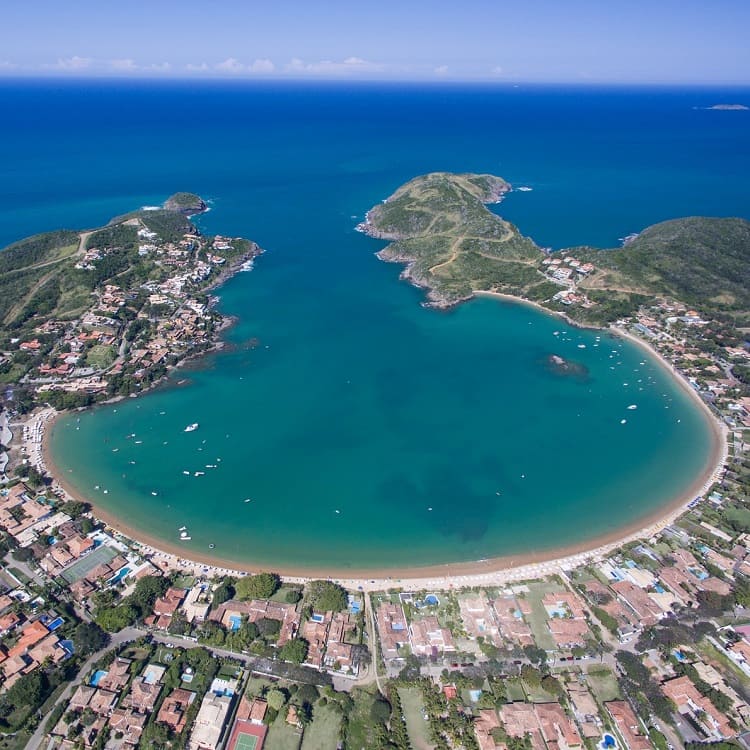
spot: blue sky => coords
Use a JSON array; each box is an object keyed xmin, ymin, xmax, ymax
[{"xmin": 2, "ymin": 0, "xmax": 749, "ymax": 83}]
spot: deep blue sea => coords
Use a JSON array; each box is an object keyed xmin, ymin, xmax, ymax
[{"xmin": 1, "ymin": 80, "xmax": 747, "ymax": 571}]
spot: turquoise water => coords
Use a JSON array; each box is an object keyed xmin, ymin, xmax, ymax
[{"xmin": 2, "ymin": 81, "xmax": 746, "ymax": 571}]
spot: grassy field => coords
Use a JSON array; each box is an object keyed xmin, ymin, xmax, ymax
[
  {"xmin": 504, "ymin": 678, "xmax": 527, "ymax": 702},
  {"xmin": 585, "ymin": 665, "xmax": 621, "ymax": 703},
  {"xmin": 85, "ymin": 343, "xmax": 116, "ymax": 369},
  {"xmin": 300, "ymin": 704, "xmax": 341, "ymax": 750},
  {"xmin": 344, "ymin": 685, "xmax": 382, "ymax": 749},
  {"xmin": 695, "ymin": 639, "xmax": 750, "ymax": 691},
  {"xmin": 265, "ymin": 715, "xmax": 302, "ymax": 750},
  {"xmin": 520, "ymin": 580, "xmax": 564, "ymax": 652},
  {"xmin": 399, "ymin": 687, "xmax": 434, "ymax": 750}
]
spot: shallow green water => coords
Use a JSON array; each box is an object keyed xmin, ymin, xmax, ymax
[{"xmin": 50, "ymin": 282, "xmax": 714, "ymax": 570}]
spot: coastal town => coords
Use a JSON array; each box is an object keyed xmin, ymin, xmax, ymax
[{"xmin": 1, "ymin": 216, "xmax": 749, "ymax": 750}]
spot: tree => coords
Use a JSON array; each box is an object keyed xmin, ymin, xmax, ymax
[
  {"xmin": 279, "ymin": 638, "xmax": 309, "ymax": 664},
  {"xmin": 266, "ymin": 688, "xmax": 288, "ymax": 711},
  {"xmin": 306, "ymin": 580, "xmax": 348, "ymax": 613},
  {"xmin": 73, "ymin": 622, "xmax": 109, "ymax": 656},
  {"xmin": 11, "ymin": 546, "xmax": 34, "ymax": 562},
  {"xmin": 256, "ymin": 617, "xmax": 281, "ymax": 639},
  {"xmin": 95, "ymin": 604, "xmax": 137, "ymax": 632},
  {"xmin": 61, "ymin": 500, "xmax": 88, "ymax": 518},
  {"xmin": 129, "ymin": 575, "xmax": 168, "ymax": 611},
  {"xmin": 235, "ymin": 573, "xmax": 280, "ymax": 601},
  {"xmin": 370, "ymin": 696, "xmax": 392, "ymax": 724},
  {"xmin": 212, "ymin": 579, "xmax": 235, "ymax": 606}
]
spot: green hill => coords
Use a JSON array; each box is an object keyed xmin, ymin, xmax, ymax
[
  {"xmin": 359, "ymin": 172, "xmax": 545, "ymax": 307},
  {"xmin": 360, "ymin": 172, "xmax": 750, "ymax": 324},
  {"xmin": 0, "ymin": 195, "xmax": 214, "ymax": 342},
  {"xmin": 575, "ymin": 217, "xmax": 750, "ymax": 321}
]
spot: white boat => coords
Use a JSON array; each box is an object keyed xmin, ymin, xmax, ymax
[
  {"xmin": 179, "ymin": 526, "xmax": 187, "ymax": 531},
  {"xmin": 194, "ymin": 471, "xmax": 205, "ymax": 477},
  {"xmin": 627, "ymin": 404, "xmax": 638, "ymax": 410},
  {"xmin": 516, "ymin": 186, "xmax": 533, "ymax": 192},
  {"xmin": 184, "ymin": 423, "xmax": 199, "ymax": 432},
  {"xmin": 620, "ymin": 419, "xmax": 627, "ymax": 424},
  {"xmin": 182, "ymin": 471, "xmax": 190, "ymax": 475},
  {"xmin": 244, "ymin": 498, "xmax": 252, "ymax": 503},
  {"xmin": 151, "ymin": 491, "xmax": 158, "ymax": 496},
  {"xmin": 180, "ymin": 533, "xmax": 192, "ymax": 540}
]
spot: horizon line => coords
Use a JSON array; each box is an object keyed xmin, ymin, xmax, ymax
[{"xmin": 1, "ymin": 74, "xmax": 749, "ymax": 88}]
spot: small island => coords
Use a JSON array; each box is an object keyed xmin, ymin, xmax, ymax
[
  {"xmin": 0, "ymin": 193, "xmax": 262, "ymax": 412},
  {"xmin": 708, "ymin": 103, "xmax": 749, "ymax": 110}
]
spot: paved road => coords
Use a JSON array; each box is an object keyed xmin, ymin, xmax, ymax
[{"xmin": 26, "ymin": 627, "xmax": 142, "ymax": 750}]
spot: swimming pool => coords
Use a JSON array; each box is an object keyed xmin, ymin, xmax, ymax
[
  {"xmin": 47, "ymin": 616, "xmax": 65, "ymax": 631},
  {"xmin": 109, "ymin": 567, "xmax": 131, "ymax": 584},
  {"xmin": 90, "ymin": 669, "xmax": 108, "ymax": 686},
  {"xmin": 311, "ymin": 613, "xmax": 325, "ymax": 623},
  {"xmin": 424, "ymin": 594, "xmax": 439, "ymax": 606},
  {"xmin": 228, "ymin": 614, "xmax": 242, "ymax": 631}
]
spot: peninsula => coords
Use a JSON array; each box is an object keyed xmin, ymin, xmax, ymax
[{"xmin": 0, "ymin": 194, "xmax": 262, "ymax": 413}]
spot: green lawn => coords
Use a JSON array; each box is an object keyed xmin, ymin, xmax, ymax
[
  {"xmin": 504, "ymin": 678, "xmax": 526, "ymax": 702},
  {"xmin": 399, "ymin": 687, "xmax": 434, "ymax": 750},
  {"xmin": 85, "ymin": 343, "xmax": 116, "ymax": 369},
  {"xmin": 344, "ymin": 685, "xmax": 382, "ymax": 749},
  {"xmin": 172, "ymin": 574, "xmax": 196, "ymax": 589},
  {"xmin": 265, "ymin": 715, "xmax": 303, "ymax": 750},
  {"xmin": 695, "ymin": 639, "xmax": 750, "ymax": 691},
  {"xmin": 300, "ymin": 704, "xmax": 341, "ymax": 750},
  {"xmin": 522, "ymin": 681, "xmax": 560, "ymax": 703},
  {"xmin": 585, "ymin": 666, "xmax": 621, "ymax": 703},
  {"xmin": 521, "ymin": 581, "xmax": 565, "ymax": 651}
]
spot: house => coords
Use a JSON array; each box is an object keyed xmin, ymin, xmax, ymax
[
  {"xmin": 474, "ymin": 709, "xmax": 502, "ymax": 750},
  {"xmin": 547, "ymin": 618, "xmax": 589, "ymax": 649},
  {"xmin": 107, "ymin": 708, "xmax": 147, "ymax": 747},
  {"xmin": 97, "ymin": 657, "xmax": 132, "ymax": 692},
  {"xmin": 661, "ymin": 676, "xmax": 734, "ymax": 740},
  {"xmin": 604, "ymin": 701, "xmax": 652, "ymax": 750},
  {"xmin": 409, "ymin": 616, "xmax": 456, "ymax": 656},
  {"xmin": 533, "ymin": 702, "xmax": 583, "ymax": 750},
  {"xmin": 611, "ymin": 581, "xmax": 664, "ymax": 627},
  {"xmin": 376, "ymin": 602, "xmax": 409, "ymax": 659},
  {"xmin": 124, "ymin": 679, "xmax": 162, "ymax": 713},
  {"xmin": 188, "ymin": 692, "xmax": 233, "ymax": 750},
  {"xmin": 499, "ymin": 703, "xmax": 546, "ymax": 750},
  {"xmin": 459, "ymin": 593, "xmax": 502, "ymax": 646},
  {"xmin": 67, "ymin": 535, "xmax": 95, "ymax": 558},
  {"xmin": 157, "ymin": 688, "xmax": 196, "ymax": 733},
  {"xmin": 300, "ymin": 612, "xmax": 331, "ymax": 668}
]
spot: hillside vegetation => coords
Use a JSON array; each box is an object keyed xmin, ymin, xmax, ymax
[
  {"xmin": 360, "ymin": 172, "xmax": 750, "ymax": 324},
  {"xmin": 575, "ymin": 217, "xmax": 750, "ymax": 324}
]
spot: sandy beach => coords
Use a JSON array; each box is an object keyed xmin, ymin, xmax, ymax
[{"xmin": 36, "ymin": 309, "xmax": 728, "ymax": 590}]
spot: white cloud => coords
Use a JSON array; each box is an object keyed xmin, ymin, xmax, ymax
[
  {"xmin": 284, "ymin": 56, "xmax": 384, "ymax": 76},
  {"xmin": 213, "ymin": 57, "xmax": 275, "ymax": 75},
  {"xmin": 145, "ymin": 62, "xmax": 171, "ymax": 72},
  {"xmin": 110, "ymin": 58, "xmax": 137, "ymax": 71},
  {"xmin": 434, "ymin": 65, "xmax": 449, "ymax": 75},
  {"xmin": 249, "ymin": 58, "xmax": 275, "ymax": 73},
  {"xmin": 47, "ymin": 56, "xmax": 92, "ymax": 71},
  {"xmin": 215, "ymin": 57, "xmax": 246, "ymax": 74},
  {"xmin": 185, "ymin": 62, "xmax": 210, "ymax": 72},
  {"xmin": 490, "ymin": 66, "xmax": 504, "ymax": 76},
  {"xmin": 0, "ymin": 60, "xmax": 19, "ymax": 70}
]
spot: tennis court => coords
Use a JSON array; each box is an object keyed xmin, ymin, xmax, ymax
[
  {"xmin": 226, "ymin": 719, "xmax": 266, "ymax": 750},
  {"xmin": 60, "ymin": 545, "xmax": 118, "ymax": 584},
  {"xmin": 234, "ymin": 734, "xmax": 258, "ymax": 750}
]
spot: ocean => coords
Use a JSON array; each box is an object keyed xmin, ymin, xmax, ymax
[{"xmin": 1, "ymin": 79, "xmax": 747, "ymax": 571}]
